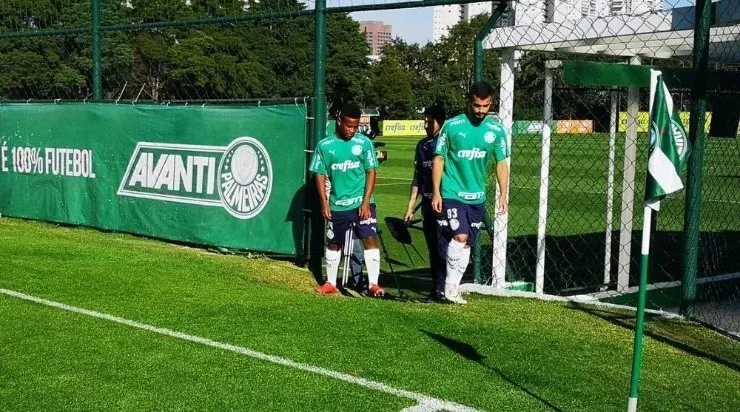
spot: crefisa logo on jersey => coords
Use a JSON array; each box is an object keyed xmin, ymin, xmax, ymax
[
  {"xmin": 457, "ymin": 147, "xmax": 486, "ymax": 160},
  {"xmin": 117, "ymin": 137, "xmax": 272, "ymax": 219}
]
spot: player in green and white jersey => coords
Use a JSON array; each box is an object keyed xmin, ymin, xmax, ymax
[
  {"xmin": 309, "ymin": 103, "xmax": 384, "ymax": 297},
  {"xmin": 432, "ymin": 82, "xmax": 511, "ymax": 304}
]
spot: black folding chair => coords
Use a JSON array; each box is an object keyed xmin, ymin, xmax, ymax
[{"xmin": 383, "ymin": 202, "xmax": 425, "ymax": 266}]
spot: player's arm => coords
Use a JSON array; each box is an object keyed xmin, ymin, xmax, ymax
[
  {"xmin": 431, "ymin": 156, "xmax": 444, "ymax": 213},
  {"xmin": 496, "ymin": 160, "xmax": 509, "ymax": 215},
  {"xmin": 493, "ymin": 130, "xmax": 511, "ymax": 215},
  {"xmin": 404, "ymin": 142, "xmax": 421, "ymax": 222},
  {"xmin": 309, "ymin": 144, "xmax": 331, "ymax": 219},
  {"xmin": 360, "ymin": 139, "xmax": 378, "ymax": 220},
  {"xmin": 431, "ymin": 126, "xmax": 449, "ymax": 214},
  {"xmin": 315, "ymin": 173, "xmax": 331, "ymax": 220},
  {"xmin": 405, "ymin": 188, "xmax": 419, "ymax": 222},
  {"xmin": 360, "ymin": 169, "xmax": 376, "ymax": 220}
]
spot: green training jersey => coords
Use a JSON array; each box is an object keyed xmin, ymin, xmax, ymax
[
  {"xmin": 309, "ymin": 133, "xmax": 378, "ymax": 211},
  {"xmin": 434, "ymin": 114, "xmax": 509, "ymax": 204}
]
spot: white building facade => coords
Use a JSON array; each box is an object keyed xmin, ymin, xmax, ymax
[
  {"xmin": 433, "ymin": 2, "xmax": 492, "ymax": 43},
  {"xmin": 433, "ymin": 0, "xmax": 664, "ymax": 42}
]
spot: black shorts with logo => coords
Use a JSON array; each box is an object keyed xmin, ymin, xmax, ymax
[
  {"xmin": 436, "ymin": 199, "xmax": 485, "ymax": 247},
  {"xmin": 326, "ymin": 204, "xmax": 378, "ymax": 247}
]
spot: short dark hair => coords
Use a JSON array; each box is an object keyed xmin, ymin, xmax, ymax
[
  {"xmin": 339, "ymin": 103, "xmax": 362, "ymax": 120},
  {"xmin": 467, "ymin": 81, "xmax": 494, "ymax": 101},
  {"xmin": 424, "ymin": 105, "xmax": 446, "ymax": 126}
]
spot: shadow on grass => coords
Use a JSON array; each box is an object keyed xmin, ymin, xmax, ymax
[
  {"xmin": 567, "ymin": 303, "xmax": 740, "ymax": 373},
  {"xmin": 421, "ymin": 330, "xmax": 562, "ymax": 412},
  {"xmin": 385, "ymin": 257, "xmax": 412, "ymax": 268},
  {"xmin": 380, "ymin": 267, "xmax": 447, "ymax": 300}
]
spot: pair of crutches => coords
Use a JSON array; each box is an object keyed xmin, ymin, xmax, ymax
[
  {"xmin": 340, "ymin": 223, "xmax": 356, "ymax": 287},
  {"xmin": 339, "ymin": 222, "xmax": 403, "ymax": 298}
]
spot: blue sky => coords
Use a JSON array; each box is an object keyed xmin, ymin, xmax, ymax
[{"xmin": 351, "ymin": 8, "xmax": 433, "ymax": 45}]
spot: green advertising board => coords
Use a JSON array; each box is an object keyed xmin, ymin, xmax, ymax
[{"xmin": 0, "ymin": 103, "xmax": 308, "ymax": 256}]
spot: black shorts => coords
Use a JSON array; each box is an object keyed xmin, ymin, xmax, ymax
[
  {"xmin": 326, "ymin": 204, "xmax": 378, "ymax": 247},
  {"xmin": 436, "ymin": 199, "xmax": 485, "ymax": 246}
]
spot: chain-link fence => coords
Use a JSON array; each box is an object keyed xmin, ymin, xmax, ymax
[{"xmin": 479, "ymin": 0, "xmax": 739, "ymax": 337}]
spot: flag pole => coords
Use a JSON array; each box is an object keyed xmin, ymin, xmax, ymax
[
  {"xmin": 627, "ymin": 67, "xmax": 690, "ymax": 412},
  {"xmin": 627, "ymin": 68, "xmax": 658, "ymax": 412},
  {"xmin": 627, "ymin": 205, "xmax": 652, "ymax": 412}
]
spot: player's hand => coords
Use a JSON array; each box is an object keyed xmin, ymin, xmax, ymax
[
  {"xmin": 431, "ymin": 193, "xmax": 442, "ymax": 214},
  {"xmin": 359, "ymin": 202, "xmax": 371, "ymax": 220},
  {"xmin": 403, "ymin": 207, "xmax": 414, "ymax": 223},
  {"xmin": 497, "ymin": 197, "xmax": 509, "ymax": 216},
  {"xmin": 322, "ymin": 205, "xmax": 332, "ymax": 220}
]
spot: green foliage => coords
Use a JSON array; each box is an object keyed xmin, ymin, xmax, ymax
[
  {"xmin": 0, "ymin": 0, "xmax": 369, "ymax": 104},
  {"xmin": 326, "ymin": 13, "xmax": 371, "ymax": 108},
  {"xmin": 0, "ymin": 2, "xmax": 636, "ymax": 119},
  {"xmin": 366, "ymin": 14, "xmax": 501, "ymax": 118},
  {"xmin": 366, "ymin": 42, "xmax": 415, "ymax": 118},
  {"xmin": 365, "ymin": 14, "xmax": 626, "ymax": 122}
]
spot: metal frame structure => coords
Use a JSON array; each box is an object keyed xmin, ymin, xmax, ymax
[{"xmin": 480, "ymin": 1, "xmax": 733, "ymax": 318}]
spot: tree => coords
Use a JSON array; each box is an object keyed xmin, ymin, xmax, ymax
[
  {"xmin": 367, "ymin": 14, "xmax": 501, "ymax": 118},
  {"xmin": 366, "ymin": 42, "xmax": 415, "ymax": 118},
  {"xmin": 0, "ymin": 0, "xmax": 132, "ymax": 100},
  {"xmin": 63, "ymin": 0, "xmax": 133, "ymax": 100},
  {"xmin": 326, "ymin": 13, "xmax": 371, "ymax": 108},
  {"xmin": 0, "ymin": 0, "xmax": 371, "ymax": 104}
]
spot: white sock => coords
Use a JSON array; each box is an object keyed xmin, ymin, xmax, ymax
[
  {"xmin": 364, "ymin": 248, "xmax": 381, "ymax": 286},
  {"xmin": 445, "ymin": 240, "xmax": 470, "ymax": 287},
  {"xmin": 458, "ymin": 247, "xmax": 471, "ymax": 286},
  {"xmin": 325, "ymin": 248, "xmax": 341, "ymax": 285}
]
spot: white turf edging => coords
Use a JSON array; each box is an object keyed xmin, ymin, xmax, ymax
[{"xmin": 458, "ymin": 283, "xmax": 684, "ymax": 319}]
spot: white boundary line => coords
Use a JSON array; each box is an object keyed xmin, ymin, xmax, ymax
[
  {"xmin": 0, "ymin": 288, "xmax": 481, "ymax": 412},
  {"xmin": 589, "ymin": 272, "xmax": 740, "ymax": 300},
  {"xmin": 458, "ymin": 284, "xmax": 683, "ymax": 319}
]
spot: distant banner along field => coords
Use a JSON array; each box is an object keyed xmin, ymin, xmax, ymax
[
  {"xmin": 512, "ymin": 120, "xmax": 593, "ymax": 135},
  {"xmin": 556, "ymin": 120, "xmax": 593, "ymax": 134},
  {"xmin": 0, "ymin": 103, "xmax": 307, "ymax": 255},
  {"xmin": 380, "ymin": 120, "xmax": 425, "ymax": 136},
  {"xmin": 619, "ymin": 111, "xmax": 712, "ymax": 133},
  {"xmin": 512, "ymin": 120, "xmax": 553, "ymax": 135}
]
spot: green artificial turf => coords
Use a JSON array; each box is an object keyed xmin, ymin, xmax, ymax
[{"xmin": 1, "ymin": 218, "xmax": 738, "ymax": 411}]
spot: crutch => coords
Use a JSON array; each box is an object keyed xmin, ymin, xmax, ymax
[{"xmin": 341, "ymin": 223, "xmax": 355, "ymax": 287}]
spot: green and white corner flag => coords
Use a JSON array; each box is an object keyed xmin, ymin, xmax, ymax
[
  {"xmin": 645, "ymin": 70, "xmax": 691, "ymax": 210},
  {"xmin": 627, "ymin": 69, "xmax": 691, "ymax": 412}
]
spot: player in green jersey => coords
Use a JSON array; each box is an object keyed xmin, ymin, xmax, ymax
[
  {"xmin": 309, "ymin": 103, "xmax": 385, "ymax": 297},
  {"xmin": 431, "ymin": 82, "xmax": 510, "ymax": 304}
]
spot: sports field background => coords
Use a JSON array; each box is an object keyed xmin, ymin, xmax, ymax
[
  {"xmin": 373, "ymin": 134, "xmax": 740, "ymax": 295},
  {"xmin": 1, "ymin": 134, "xmax": 739, "ymax": 411}
]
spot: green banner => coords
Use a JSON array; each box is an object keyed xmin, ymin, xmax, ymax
[{"xmin": 0, "ymin": 103, "xmax": 307, "ymax": 256}]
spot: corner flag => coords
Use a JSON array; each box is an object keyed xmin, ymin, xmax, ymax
[
  {"xmin": 645, "ymin": 70, "xmax": 691, "ymax": 211},
  {"xmin": 627, "ymin": 69, "xmax": 691, "ymax": 412}
]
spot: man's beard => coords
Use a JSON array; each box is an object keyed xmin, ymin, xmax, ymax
[{"xmin": 467, "ymin": 111, "xmax": 485, "ymax": 125}]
